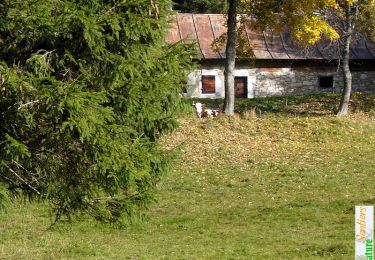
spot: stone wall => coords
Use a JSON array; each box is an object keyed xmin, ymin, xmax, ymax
[
  {"xmin": 186, "ymin": 65, "xmax": 375, "ymax": 98},
  {"xmin": 255, "ymin": 67, "xmax": 337, "ymax": 97},
  {"xmin": 352, "ymin": 71, "xmax": 375, "ymax": 92},
  {"xmin": 239, "ymin": 67, "xmax": 375, "ymax": 97}
]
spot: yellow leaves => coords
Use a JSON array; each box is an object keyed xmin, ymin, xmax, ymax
[
  {"xmin": 277, "ymin": 0, "xmax": 341, "ymax": 45},
  {"xmin": 241, "ymin": 0, "xmax": 343, "ymax": 46},
  {"xmin": 345, "ymin": 0, "xmax": 359, "ymax": 6},
  {"xmin": 357, "ymin": 0, "xmax": 375, "ymax": 41},
  {"xmin": 281, "ymin": 0, "xmax": 337, "ymax": 14},
  {"xmin": 161, "ymin": 109, "xmax": 375, "ymax": 172},
  {"xmin": 240, "ymin": 0, "xmax": 374, "ymax": 46},
  {"xmin": 293, "ymin": 16, "xmax": 339, "ymax": 45}
]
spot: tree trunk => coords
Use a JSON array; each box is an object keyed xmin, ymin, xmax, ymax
[
  {"xmin": 337, "ymin": 4, "xmax": 358, "ymax": 116},
  {"xmin": 224, "ymin": 0, "xmax": 238, "ymax": 116}
]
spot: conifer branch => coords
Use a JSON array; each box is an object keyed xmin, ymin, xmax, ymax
[
  {"xmin": 3, "ymin": 164, "xmax": 40, "ymax": 194},
  {"xmin": 17, "ymin": 100, "xmax": 41, "ymax": 110}
]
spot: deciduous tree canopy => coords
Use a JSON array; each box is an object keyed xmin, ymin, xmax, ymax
[
  {"xmin": 244, "ymin": 0, "xmax": 375, "ymax": 115},
  {"xmin": 222, "ymin": 0, "xmax": 375, "ymax": 116}
]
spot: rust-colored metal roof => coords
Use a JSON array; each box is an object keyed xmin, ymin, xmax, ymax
[{"xmin": 166, "ymin": 13, "xmax": 375, "ymax": 60}]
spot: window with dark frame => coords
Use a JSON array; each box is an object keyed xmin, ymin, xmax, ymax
[
  {"xmin": 201, "ymin": 75, "xmax": 216, "ymax": 94},
  {"xmin": 319, "ymin": 76, "xmax": 334, "ymax": 89}
]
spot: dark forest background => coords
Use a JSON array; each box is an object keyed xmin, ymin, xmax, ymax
[{"xmin": 172, "ymin": 0, "xmax": 226, "ymax": 13}]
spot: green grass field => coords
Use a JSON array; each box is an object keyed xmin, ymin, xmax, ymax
[{"xmin": 1, "ymin": 94, "xmax": 375, "ymax": 259}]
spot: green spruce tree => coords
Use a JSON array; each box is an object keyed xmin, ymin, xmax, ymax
[{"xmin": 0, "ymin": 0, "xmax": 194, "ymax": 223}]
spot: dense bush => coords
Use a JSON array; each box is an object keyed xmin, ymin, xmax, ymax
[{"xmin": 0, "ymin": 0, "xmax": 194, "ymax": 223}]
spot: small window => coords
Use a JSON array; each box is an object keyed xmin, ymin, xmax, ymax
[
  {"xmin": 202, "ymin": 75, "xmax": 216, "ymax": 94},
  {"xmin": 319, "ymin": 76, "xmax": 334, "ymax": 89}
]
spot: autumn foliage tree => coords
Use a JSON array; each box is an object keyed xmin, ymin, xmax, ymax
[
  {"xmin": 248, "ymin": 0, "xmax": 375, "ymax": 115},
  {"xmin": 222, "ymin": 0, "xmax": 374, "ymax": 116},
  {"xmin": 0, "ymin": 0, "xmax": 194, "ymax": 223}
]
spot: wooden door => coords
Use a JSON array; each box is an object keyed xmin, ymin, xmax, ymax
[
  {"xmin": 235, "ymin": 77, "xmax": 247, "ymax": 98},
  {"xmin": 202, "ymin": 75, "xmax": 216, "ymax": 94}
]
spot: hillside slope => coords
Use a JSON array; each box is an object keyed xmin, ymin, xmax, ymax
[
  {"xmin": 1, "ymin": 113, "xmax": 375, "ymax": 259},
  {"xmin": 158, "ymin": 114, "xmax": 375, "ymax": 258}
]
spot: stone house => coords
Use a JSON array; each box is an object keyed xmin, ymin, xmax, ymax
[{"xmin": 166, "ymin": 13, "xmax": 375, "ymax": 98}]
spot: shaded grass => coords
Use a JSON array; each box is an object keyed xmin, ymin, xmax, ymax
[
  {"xmin": 186, "ymin": 92, "xmax": 375, "ymax": 116},
  {"xmin": 1, "ymin": 95, "xmax": 375, "ymax": 259}
]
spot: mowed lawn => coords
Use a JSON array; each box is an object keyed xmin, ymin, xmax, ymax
[{"xmin": 1, "ymin": 104, "xmax": 375, "ymax": 259}]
